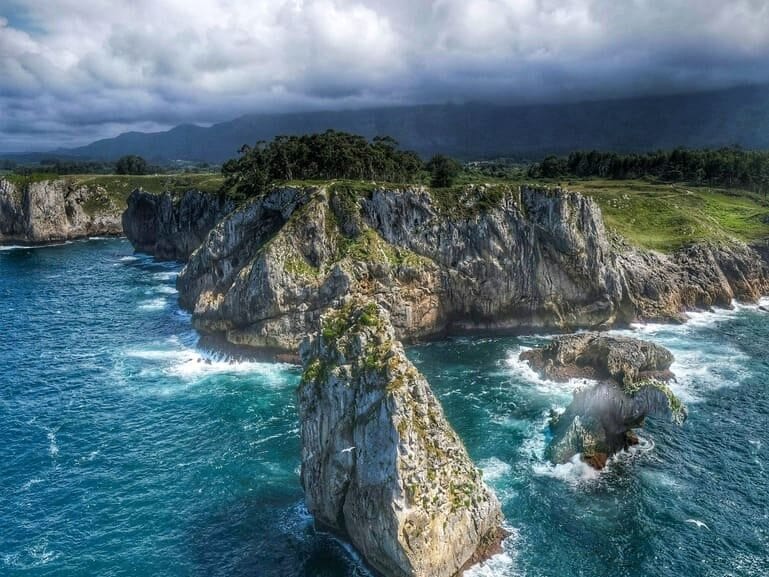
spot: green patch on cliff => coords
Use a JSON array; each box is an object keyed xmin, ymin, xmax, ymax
[
  {"xmin": 427, "ymin": 183, "xmax": 510, "ymax": 218},
  {"xmin": 568, "ymin": 179, "xmax": 769, "ymax": 251},
  {"xmin": 73, "ymin": 173, "xmax": 225, "ymax": 197}
]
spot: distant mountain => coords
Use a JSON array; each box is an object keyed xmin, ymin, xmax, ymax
[{"xmin": 15, "ymin": 84, "xmax": 769, "ymax": 163}]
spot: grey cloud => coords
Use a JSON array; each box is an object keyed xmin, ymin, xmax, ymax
[{"xmin": 1, "ymin": 0, "xmax": 769, "ymax": 151}]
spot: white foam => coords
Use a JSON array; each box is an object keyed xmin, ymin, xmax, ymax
[
  {"xmin": 504, "ymin": 346, "xmax": 587, "ymax": 403},
  {"xmin": 479, "ymin": 457, "xmax": 512, "ymax": 482},
  {"xmin": 152, "ymin": 271, "xmax": 179, "ymax": 281},
  {"xmin": 138, "ymin": 298, "xmax": 168, "ymax": 311},
  {"xmin": 0, "ymin": 242, "xmax": 71, "ymax": 251},
  {"xmin": 464, "ymin": 529, "xmax": 521, "ymax": 577},
  {"xmin": 123, "ymin": 344, "xmax": 295, "ymax": 385},
  {"xmin": 532, "ymin": 454, "xmax": 601, "ymax": 485},
  {"xmin": 47, "ymin": 430, "xmax": 59, "ymax": 458},
  {"xmin": 118, "ymin": 255, "xmax": 139, "ymax": 262},
  {"xmin": 153, "ymin": 285, "xmax": 178, "ymax": 295}
]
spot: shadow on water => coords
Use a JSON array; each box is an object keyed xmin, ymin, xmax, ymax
[{"xmin": 186, "ymin": 486, "xmax": 369, "ymax": 577}]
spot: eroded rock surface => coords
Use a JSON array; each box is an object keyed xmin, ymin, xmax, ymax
[
  {"xmin": 0, "ymin": 178, "xmax": 123, "ymax": 243},
  {"xmin": 521, "ymin": 333, "xmax": 686, "ymax": 469},
  {"xmin": 122, "ymin": 189, "xmax": 232, "ymax": 260},
  {"xmin": 120, "ymin": 182, "xmax": 769, "ymax": 357},
  {"xmin": 298, "ymin": 301, "xmax": 505, "ymax": 577},
  {"xmin": 519, "ymin": 333, "xmax": 675, "ymax": 384}
]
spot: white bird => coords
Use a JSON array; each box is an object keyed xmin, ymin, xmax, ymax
[
  {"xmin": 685, "ymin": 519, "xmax": 710, "ymax": 530},
  {"xmin": 340, "ymin": 446, "xmax": 356, "ymax": 454}
]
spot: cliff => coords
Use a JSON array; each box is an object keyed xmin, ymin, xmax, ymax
[
  {"xmin": 0, "ymin": 178, "xmax": 123, "ymax": 244},
  {"xmin": 167, "ymin": 184, "xmax": 769, "ymax": 357},
  {"xmin": 298, "ymin": 300, "xmax": 505, "ymax": 577},
  {"xmin": 122, "ymin": 189, "xmax": 232, "ymax": 261}
]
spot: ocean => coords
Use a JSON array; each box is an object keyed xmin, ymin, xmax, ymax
[{"xmin": 1, "ymin": 238, "xmax": 767, "ymax": 576}]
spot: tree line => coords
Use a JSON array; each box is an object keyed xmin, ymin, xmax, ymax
[
  {"xmin": 221, "ymin": 130, "xmax": 427, "ymax": 198},
  {"xmin": 528, "ymin": 148, "xmax": 769, "ymax": 193}
]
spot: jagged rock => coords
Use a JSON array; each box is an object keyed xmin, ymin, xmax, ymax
[
  {"xmin": 122, "ymin": 189, "xmax": 232, "ymax": 260},
  {"xmin": 298, "ymin": 301, "xmax": 505, "ymax": 577},
  {"xmin": 519, "ymin": 333, "xmax": 675, "ymax": 385},
  {"xmin": 0, "ymin": 178, "xmax": 123, "ymax": 243},
  {"xmin": 521, "ymin": 334, "xmax": 686, "ymax": 469},
  {"xmin": 149, "ymin": 183, "xmax": 768, "ymax": 356}
]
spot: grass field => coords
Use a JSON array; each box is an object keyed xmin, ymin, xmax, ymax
[{"xmin": 563, "ymin": 179, "xmax": 769, "ymax": 251}]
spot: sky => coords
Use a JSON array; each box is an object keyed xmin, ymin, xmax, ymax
[{"xmin": 2, "ymin": 0, "xmax": 769, "ymax": 152}]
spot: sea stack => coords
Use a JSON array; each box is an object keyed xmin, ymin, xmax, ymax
[
  {"xmin": 298, "ymin": 300, "xmax": 505, "ymax": 577},
  {"xmin": 521, "ymin": 333, "xmax": 687, "ymax": 469}
]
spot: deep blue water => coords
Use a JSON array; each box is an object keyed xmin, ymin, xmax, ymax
[{"xmin": 1, "ymin": 239, "xmax": 767, "ymax": 576}]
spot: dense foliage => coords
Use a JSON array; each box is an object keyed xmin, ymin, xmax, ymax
[
  {"xmin": 115, "ymin": 155, "xmax": 149, "ymax": 175},
  {"xmin": 528, "ymin": 148, "xmax": 769, "ymax": 193},
  {"xmin": 426, "ymin": 154, "xmax": 462, "ymax": 187},
  {"xmin": 220, "ymin": 130, "xmax": 423, "ymax": 199}
]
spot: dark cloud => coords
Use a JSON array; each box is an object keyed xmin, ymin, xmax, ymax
[{"xmin": 1, "ymin": 0, "xmax": 769, "ymax": 152}]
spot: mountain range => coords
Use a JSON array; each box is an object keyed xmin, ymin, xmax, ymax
[{"xmin": 8, "ymin": 84, "xmax": 769, "ymax": 163}]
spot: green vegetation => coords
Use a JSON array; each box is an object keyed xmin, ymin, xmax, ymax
[
  {"xmin": 567, "ymin": 179, "xmax": 769, "ymax": 251},
  {"xmin": 426, "ymin": 154, "xmax": 461, "ymax": 188},
  {"xmin": 72, "ymin": 173, "xmax": 225, "ymax": 196},
  {"xmin": 221, "ymin": 130, "xmax": 423, "ymax": 200},
  {"xmin": 115, "ymin": 155, "xmax": 148, "ymax": 175},
  {"xmin": 529, "ymin": 148, "xmax": 769, "ymax": 195}
]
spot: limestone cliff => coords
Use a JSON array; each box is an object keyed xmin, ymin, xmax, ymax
[
  {"xmin": 521, "ymin": 334, "xmax": 686, "ymax": 469},
  {"xmin": 298, "ymin": 301, "xmax": 505, "ymax": 577},
  {"xmin": 122, "ymin": 189, "xmax": 232, "ymax": 260},
  {"xmin": 171, "ymin": 184, "xmax": 769, "ymax": 356},
  {"xmin": 0, "ymin": 178, "xmax": 123, "ymax": 244}
]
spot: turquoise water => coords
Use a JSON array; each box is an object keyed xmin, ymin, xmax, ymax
[{"xmin": 1, "ymin": 239, "xmax": 767, "ymax": 576}]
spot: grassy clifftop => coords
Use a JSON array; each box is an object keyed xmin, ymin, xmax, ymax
[
  {"xmin": 566, "ymin": 179, "xmax": 769, "ymax": 251},
  {"xmin": 3, "ymin": 172, "xmax": 768, "ymax": 252}
]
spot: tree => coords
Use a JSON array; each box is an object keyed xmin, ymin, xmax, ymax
[
  {"xmin": 115, "ymin": 155, "xmax": 148, "ymax": 175},
  {"xmin": 426, "ymin": 154, "xmax": 461, "ymax": 188}
]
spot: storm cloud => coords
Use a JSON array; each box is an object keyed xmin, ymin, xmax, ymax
[{"xmin": 2, "ymin": 0, "xmax": 769, "ymax": 151}]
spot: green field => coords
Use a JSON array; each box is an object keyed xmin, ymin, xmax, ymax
[{"xmin": 564, "ymin": 179, "xmax": 769, "ymax": 251}]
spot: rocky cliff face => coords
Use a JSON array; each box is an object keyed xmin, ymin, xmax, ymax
[
  {"xmin": 521, "ymin": 334, "xmax": 686, "ymax": 469},
  {"xmin": 174, "ymin": 183, "xmax": 769, "ymax": 356},
  {"xmin": 122, "ymin": 189, "xmax": 232, "ymax": 261},
  {"xmin": 0, "ymin": 178, "xmax": 123, "ymax": 244},
  {"xmin": 298, "ymin": 300, "xmax": 505, "ymax": 577}
]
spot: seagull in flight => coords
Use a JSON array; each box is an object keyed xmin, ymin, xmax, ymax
[
  {"xmin": 685, "ymin": 519, "xmax": 710, "ymax": 530},
  {"xmin": 340, "ymin": 446, "xmax": 356, "ymax": 454}
]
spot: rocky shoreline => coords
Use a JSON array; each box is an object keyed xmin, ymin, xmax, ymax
[{"xmin": 121, "ymin": 183, "xmax": 769, "ymax": 359}]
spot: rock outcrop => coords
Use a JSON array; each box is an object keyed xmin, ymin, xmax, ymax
[
  {"xmin": 519, "ymin": 333, "xmax": 675, "ymax": 384},
  {"xmin": 0, "ymin": 178, "xmax": 123, "ymax": 244},
  {"xmin": 122, "ymin": 189, "xmax": 232, "ymax": 260},
  {"xmin": 298, "ymin": 300, "xmax": 505, "ymax": 577},
  {"xmin": 172, "ymin": 183, "xmax": 769, "ymax": 357},
  {"xmin": 521, "ymin": 334, "xmax": 686, "ymax": 469}
]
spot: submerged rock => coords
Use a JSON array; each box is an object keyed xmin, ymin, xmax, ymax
[
  {"xmin": 521, "ymin": 333, "xmax": 686, "ymax": 469},
  {"xmin": 298, "ymin": 300, "xmax": 505, "ymax": 577}
]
